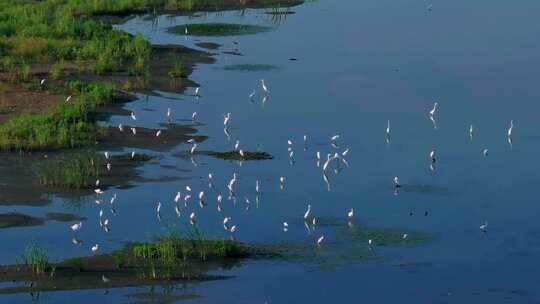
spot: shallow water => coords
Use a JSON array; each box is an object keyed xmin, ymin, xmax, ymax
[{"xmin": 3, "ymin": 0, "xmax": 540, "ymax": 302}]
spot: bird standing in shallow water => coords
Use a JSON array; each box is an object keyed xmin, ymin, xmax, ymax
[
  {"xmin": 304, "ymin": 204, "xmax": 311, "ymax": 220},
  {"xmin": 261, "ymin": 79, "xmax": 269, "ymax": 94},
  {"xmin": 429, "ymin": 102, "xmax": 438, "ymax": 117},
  {"xmin": 429, "ymin": 150, "xmax": 436, "ymax": 163},
  {"xmin": 507, "ymin": 120, "xmax": 514, "ymax": 138},
  {"xmin": 393, "ymin": 176, "xmax": 401, "ymax": 188},
  {"xmin": 316, "ymin": 235, "xmax": 325, "ymax": 246},
  {"xmin": 348, "ymin": 209, "xmax": 354, "ymax": 219}
]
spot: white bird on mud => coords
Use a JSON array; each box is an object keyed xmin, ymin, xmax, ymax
[
  {"xmin": 316, "ymin": 235, "xmax": 325, "ymax": 246},
  {"xmin": 155, "ymin": 130, "xmax": 162, "ymax": 137},
  {"xmin": 304, "ymin": 204, "xmax": 311, "ymax": 220},
  {"xmin": 65, "ymin": 95, "xmax": 72, "ymax": 103},
  {"xmin": 507, "ymin": 120, "xmax": 514, "ymax": 138},
  {"xmin": 40, "ymin": 78, "xmax": 46, "ymax": 87},
  {"xmin": 71, "ymin": 222, "xmax": 82, "ymax": 232},
  {"xmin": 95, "ymin": 189, "xmax": 104, "ymax": 195},
  {"xmin": 131, "ymin": 151, "xmax": 136, "ymax": 159},
  {"xmin": 166, "ymin": 108, "xmax": 171, "ymax": 120},
  {"xmin": 131, "ymin": 127, "xmax": 136, "ymax": 135},
  {"xmin": 130, "ymin": 112, "xmax": 137, "ymax": 121},
  {"xmin": 104, "ymin": 151, "xmax": 109, "ymax": 160},
  {"xmin": 118, "ymin": 124, "xmax": 124, "ymax": 132},
  {"xmin": 91, "ymin": 244, "xmax": 99, "ymax": 253},
  {"xmin": 261, "ymin": 79, "xmax": 269, "ymax": 94},
  {"xmin": 106, "ymin": 163, "xmax": 112, "ymax": 171},
  {"xmin": 429, "ymin": 102, "xmax": 438, "ymax": 117}
]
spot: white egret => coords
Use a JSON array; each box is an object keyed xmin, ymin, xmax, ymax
[
  {"xmin": 190, "ymin": 143, "xmax": 198, "ymax": 154},
  {"xmin": 342, "ymin": 148, "xmax": 349, "ymax": 157},
  {"xmin": 130, "ymin": 112, "xmax": 137, "ymax": 121},
  {"xmin": 480, "ymin": 221, "xmax": 488, "ymax": 232},
  {"xmin": 234, "ymin": 140, "xmax": 240, "ymax": 150},
  {"xmin": 304, "ymin": 204, "xmax": 311, "ymax": 220},
  {"xmin": 469, "ymin": 124, "xmax": 474, "ymax": 139},
  {"xmin": 95, "ymin": 189, "xmax": 104, "ymax": 195},
  {"xmin": 348, "ymin": 208, "xmax": 354, "ymax": 219},
  {"xmin": 70, "ymin": 222, "xmax": 82, "ymax": 232},
  {"xmin": 261, "ymin": 79, "xmax": 269, "ymax": 94},
  {"xmin": 239, "ymin": 149, "xmax": 244, "ymax": 157},
  {"xmin": 131, "ymin": 151, "xmax": 136, "ymax": 159},
  {"xmin": 402, "ymin": 233, "xmax": 408, "ymax": 239},
  {"xmin": 155, "ymin": 130, "xmax": 162, "ymax": 137},
  {"xmin": 386, "ymin": 120, "xmax": 391, "ymax": 136},
  {"xmin": 131, "ymin": 127, "xmax": 136, "ymax": 135},
  {"xmin": 198, "ymin": 191, "xmax": 205, "ymax": 202},
  {"xmin": 189, "ymin": 212, "xmax": 196, "ymax": 225},
  {"xmin": 223, "ymin": 113, "xmax": 231, "ymax": 128},
  {"xmin": 65, "ymin": 95, "xmax": 72, "ymax": 103},
  {"xmin": 91, "ymin": 244, "xmax": 99, "ymax": 253},
  {"xmin": 186, "ymin": 186, "xmax": 192, "ymax": 192},
  {"xmin": 118, "ymin": 124, "xmax": 124, "ymax": 132},
  {"xmin": 255, "ymin": 180, "xmax": 261, "ymax": 194},
  {"xmin": 194, "ymin": 87, "xmax": 200, "ymax": 97},
  {"xmin": 507, "ymin": 120, "xmax": 514, "ymax": 138},
  {"xmin": 316, "ymin": 235, "xmax": 325, "ymax": 246},
  {"xmin": 249, "ymin": 89, "xmax": 255, "ymax": 99},
  {"xmin": 40, "ymin": 78, "xmax": 46, "ymax": 87},
  {"xmin": 482, "ymin": 149, "xmax": 489, "ymax": 157},
  {"xmin": 166, "ymin": 108, "xmax": 171, "ymax": 120},
  {"xmin": 429, "ymin": 102, "xmax": 438, "ymax": 116},
  {"xmin": 283, "ymin": 222, "xmax": 289, "ymax": 231},
  {"xmin": 192, "ymin": 112, "xmax": 198, "ymax": 121},
  {"xmin": 393, "ymin": 176, "xmax": 401, "ymax": 188},
  {"xmin": 156, "ymin": 202, "xmax": 161, "ymax": 214},
  {"xmin": 174, "ymin": 192, "xmax": 181, "ymax": 203},
  {"xmin": 429, "ymin": 150, "xmax": 436, "ymax": 163}
]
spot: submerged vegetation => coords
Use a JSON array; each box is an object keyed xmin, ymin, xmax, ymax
[
  {"xmin": 35, "ymin": 151, "xmax": 153, "ymax": 189},
  {"xmin": 168, "ymin": 23, "xmax": 271, "ymax": 36}
]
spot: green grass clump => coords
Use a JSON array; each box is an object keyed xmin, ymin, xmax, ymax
[
  {"xmin": 35, "ymin": 152, "xmax": 101, "ymax": 189},
  {"xmin": 168, "ymin": 23, "xmax": 271, "ymax": 36},
  {"xmin": 207, "ymin": 150, "xmax": 273, "ymax": 161},
  {"xmin": 17, "ymin": 241, "xmax": 50, "ymax": 275},
  {"xmin": 0, "ymin": 82, "xmax": 116, "ymax": 150},
  {"xmin": 132, "ymin": 228, "xmax": 244, "ymax": 266},
  {"xmin": 167, "ymin": 61, "xmax": 186, "ymax": 78}
]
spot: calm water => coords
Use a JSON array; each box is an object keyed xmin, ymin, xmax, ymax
[{"xmin": 3, "ymin": 0, "xmax": 540, "ymax": 302}]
